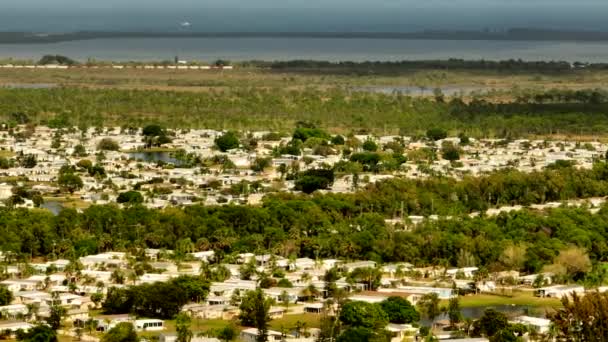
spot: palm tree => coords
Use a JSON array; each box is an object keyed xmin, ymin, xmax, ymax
[
  {"xmin": 68, "ymin": 282, "xmax": 78, "ymax": 294},
  {"xmin": 110, "ymin": 269, "xmax": 125, "ymax": 284},
  {"xmin": 127, "ymin": 271, "xmax": 139, "ymax": 285},
  {"xmin": 81, "ymin": 275, "xmax": 95, "ymax": 287},
  {"xmin": 300, "ymin": 284, "xmax": 319, "ymax": 301},
  {"xmin": 25, "ymin": 303, "xmax": 39, "ymax": 322},
  {"xmin": 294, "ymin": 321, "xmax": 308, "ymax": 338},
  {"xmin": 84, "ymin": 318, "xmax": 98, "ymax": 335},
  {"xmin": 43, "ymin": 276, "xmax": 52, "ymax": 290},
  {"xmin": 395, "ymin": 264, "xmax": 405, "ymax": 279},
  {"xmin": 75, "ymin": 327, "xmax": 83, "ymax": 341},
  {"xmin": 463, "ymin": 317, "xmax": 474, "ymax": 337},
  {"xmin": 278, "ymin": 325, "xmax": 289, "ymax": 342},
  {"xmin": 299, "ymin": 272, "xmax": 312, "ymax": 284},
  {"xmin": 279, "ymin": 290, "xmax": 290, "ymax": 312},
  {"xmin": 95, "ymin": 281, "xmax": 105, "ymax": 293},
  {"xmin": 306, "ymin": 284, "xmax": 320, "ymax": 301},
  {"xmin": 544, "ymin": 322, "xmax": 558, "ymax": 342}
]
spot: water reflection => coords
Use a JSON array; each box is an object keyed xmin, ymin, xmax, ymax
[{"xmin": 128, "ymin": 151, "xmax": 183, "ymax": 166}]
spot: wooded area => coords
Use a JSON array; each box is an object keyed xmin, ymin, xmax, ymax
[{"xmin": 1, "ymin": 87, "xmax": 608, "ymax": 136}]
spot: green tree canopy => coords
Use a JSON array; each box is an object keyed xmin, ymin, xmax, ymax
[
  {"xmin": 427, "ymin": 128, "xmax": 448, "ymax": 141},
  {"xmin": 97, "ymin": 138, "xmax": 120, "ymax": 151},
  {"xmin": 16, "ymin": 324, "xmax": 57, "ymax": 342},
  {"xmin": 116, "ymin": 191, "xmax": 144, "ymax": 205},
  {"xmin": 175, "ymin": 313, "xmax": 193, "ymax": 342},
  {"xmin": 57, "ymin": 173, "xmax": 83, "ymax": 194},
  {"xmin": 292, "ymin": 127, "xmax": 330, "ymax": 142},
  {"xmin": 102, "ymin": 322, "xmax": 139, "ymax": 342},
  {"xmin": 336, "ymin": 327, "xmax": 374, "ymax": 342},
  {"xmin": 472, "ymin": 309, "xmax": 510, "ymax": 338},
  {"xmin": 295, "ymin": 169, "xmax": 335, "ymax": 194},
  {"xmin": 362, "ymin": 139, "xmax": 378, "ymax": 152},
  {"xmin": 380, "ymin": 296, "xmax": 420, "ymax": 324},
  {"xmin": 215, "ymin": 132, "xmax": 240, "ymax": 152},
  {"xmin": 0, "ymin": 285, "xmax": 13, "ymax": 306},
  {"xmin": 549, "ymin": 292, "xmax": 608, "ymax": 341},
  {"xmin": 238, "ymin": 289, "xmax": 272, "ymax": 342},
  {"xmin": 339, "ymin": 301, "xmax": 388, "ymax": 330}
]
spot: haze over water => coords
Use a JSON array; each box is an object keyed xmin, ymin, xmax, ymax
[
  {"xmin": 3, "ymin": 0, "xmax": 608, "ymax": 32},
  {"xmin": 3, "ymin": 0, "xmax": 608, "ymax": 62},
  {"xmin": 3, "ymin": 38, "xmax": 608, "ymax": 63}
]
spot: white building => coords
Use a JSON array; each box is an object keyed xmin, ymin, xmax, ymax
[
  {"xmin": 512, "ymin": 316, "xmax": 552, "ymax": 334},
  {"xmin": 537, "ymin": 285, "xmax": 585, "ymax": 298},
  {"xmin": 135, "ymin": 319, "xmax": 164, "ymax": 331}
]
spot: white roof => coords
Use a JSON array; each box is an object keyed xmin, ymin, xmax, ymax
[
  {"xmin": 136, "ymin": 319, "xmax": 164, "ymax": 323},
  {"xmin": 514, "ymin": 316, "xmax": 551, "ymax": 327}
]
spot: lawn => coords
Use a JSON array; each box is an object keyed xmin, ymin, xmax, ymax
[
  {"xmin": 161, "ymin": 318, "xmax": 228, "ymax": 335},
  {"xmin": 457, "ymin": 291, "xmax": 562, "ymax": 309},
  {"xmin": 121, "ymin": 147, "xmax": 180, "ymax": 153},
  {"xmin": 0, "ymin": 150, "xmax": 14, "ymax": 158},
  {"xmin": 43, "ymin": 196, "xmax": 91, "ymax": 209},
  {"xmin": 135, "ymin": 312, "xmax": 320, "ymax": 341},
  {"xmin": 269, "ymin": 313, "xmax": 321, "ymax": 331}
]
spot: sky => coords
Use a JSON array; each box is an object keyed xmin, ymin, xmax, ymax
[{"xmin": 3, "ymin": 0, "xmax": 608, "ymax": 32}]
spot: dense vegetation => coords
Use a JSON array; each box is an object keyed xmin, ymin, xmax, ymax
[
  {"xmin": 264, "ymin": 59, "xmax": 582, "ymax": 75},
  {"xmin": 2, "ymin": 164, "xmax": 608, "ymax": 279},
  {"xmin": 102, "ymin": 276, "xmax": 209, "ymax": 319},
  {"xmin": 549, "ymin": 291, "xmax": 608, "ymax": 340},
  {"xmin": 2, "ymin": 87, "xmax": 608, "ymax": 136},
  {"xmin": 37, "ymin": 55, "xmax": 77, "ymax": 66}
]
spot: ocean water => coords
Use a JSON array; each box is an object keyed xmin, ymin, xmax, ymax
[{"xmin": 2, "ymin": 37, "xmax": 608, "ymax": 62}]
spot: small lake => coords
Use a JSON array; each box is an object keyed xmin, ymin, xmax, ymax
[
  {"xmin": 5, "ymin": 38, "xmax": 608, "ymax": 63},
  {"xmin": 40, "ymin": 200, "xmax": 64, "ymax": 215},
  {"xmin": 354, "ymin": 85, "xmax": 494, "ymax": 96},
  {"xmin": 1, "ymin": 83, "xmax": 58, "ymax": 89},
  {"xmin": 458, "ymin": 305, "xmax": 547, "ymax": 319},
  {"xmin": 128, "ymin": 151, "xmax": 184, "ymax": 166},
  {"xmin": 420, "ymin": 304, "xmax": 549, "ymax": 326}
]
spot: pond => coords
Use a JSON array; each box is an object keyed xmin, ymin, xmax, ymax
[
  {"xmin": 459, "ymin": 305, "xmax": 546, "ymax": 319},
  {"xmin": 40, "ymin": 200, "xmax": 64, "ymax": 216},
  {"xmin": 1, "ymin": 83, "xmax": 59, "ymax": 89},
  {"xmin": 127, "ymin": 151, "xmax": 184, "ymax": 166},
  {"xmin": 421, "ymin": 304, "xmax": 549, "ymax": 326},
  {"xmin": 354, "ymin": 85, "xmax": 494, "ymax": 96}
]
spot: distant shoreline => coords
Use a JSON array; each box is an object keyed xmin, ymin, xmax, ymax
[{"xmin": 4, "ymin": 28, "xmax": 608, "ymax": 44}]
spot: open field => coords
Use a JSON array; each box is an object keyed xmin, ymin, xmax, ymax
[
  {"xmin": 269, "ymin": 313, "xmax": 322, "ymax": 331},
  {"xmin": 458, "ymin": 291, "xmax": 562, "ymax": 309},
  {"xmin": 43, "ymin": 196, "xmax": 91, "ymax": 209},
  {"xmin": 1, "ymin": 64, "xmax": 608, "ymax": 137},
  {"xmin": 136, "ymin": 314, "xmax": 319, "ymax": 340},
  {"xmin": 2, "ymin": 66, "xmax": 608, "ymax": 93}
]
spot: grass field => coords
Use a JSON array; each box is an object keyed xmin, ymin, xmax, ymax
[
  {"xmin": 138, "ymin": 318, "xmax": 229, "ymax": 339},
  {"xmin": 457, "ymin": 291, "xmax": 562, "ymax": 309},
  {"xmin": 43, "ymin": 196, "xmax": 91, "ymax": 210},
  {"xmin": 2, "ymin": 67, "xmax": 608, "ymax": 94},
  {"xmin": 122, "ymin": 147, "xmax": 180, "ymax": 153},
  {"xmin": 269, "ymin": 313, "xmax": 322, "ymax": 331},
  {"xmin": 2, "ymin": 65, "xmax": 608, "ymax": 137},
  {"xmin": 135, "ymin": 314, "xmax": 319, "ymax": 342},
  {"xmin": 0, "ymin": 150, "xmax": 14, "ymax": 158}
]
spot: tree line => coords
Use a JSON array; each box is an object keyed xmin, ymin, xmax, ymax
[
  {"xmin": 2, "ymin": 86, "xmax": 608, "ymax": 136},
  {"xmin": 2, "ymin": 166, "xmax": 608, "ymax": 276},
  {"xmin": 102, "ymin": 275, "xmax": 209, "ymax": 319},
  {"xmin": 261, "ymin": 59, "xmax": 578, "ymax": 75}
]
